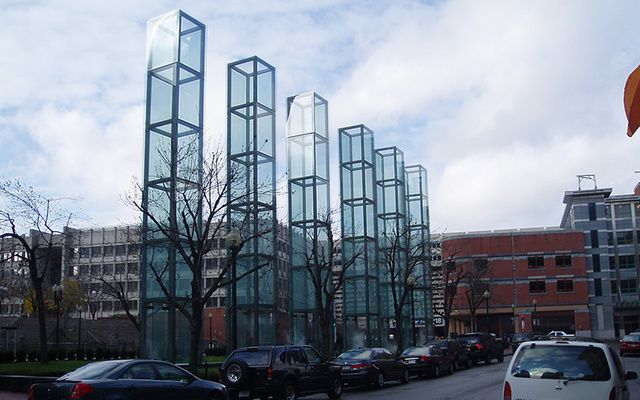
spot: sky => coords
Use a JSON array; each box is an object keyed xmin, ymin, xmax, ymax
[{"xmin": 1, "ymin": 0, "xmax": 640, "ymax": 234}]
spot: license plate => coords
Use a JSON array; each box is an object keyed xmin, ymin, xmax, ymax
[
  {"xmin": 408, "ymin": 359, "xmax": 416, "ymax": 364},
  {"xmin": 342, "ymin": 365, "xmax": 351, "ymax": 371},
  {"xmin": 239, "ymin": 391, "xmax": 251, "ymax": 398}
]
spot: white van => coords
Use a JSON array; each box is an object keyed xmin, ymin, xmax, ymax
[{"xmin": 503, "ymin": 339, "xmax": 637, "ymax": 400}]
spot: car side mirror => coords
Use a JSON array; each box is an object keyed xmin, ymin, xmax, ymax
[{"xmin": 625, "ymin": 371, "xmax": 638, "ymax": 380}]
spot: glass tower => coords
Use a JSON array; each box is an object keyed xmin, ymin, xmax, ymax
[
  {"xmin": 287, "ymin": 92, "xmax": 330, "ymax": 347},
  {"xmin": 405, "ymin": 165, "xmax": 433, "ymax": 343},
  {"xmin": 339, "ymin": 124, "xmax": 380, "ymax": 348},
  {"xmin": 227, "ymin": 56, "xmax": 277, "ymax": 347},
  {"xmin": 375, "ymin": 146, "xmax": 410, "ymax": 349},
  {"xmin": 140, "ymin": 10, "xmax": 205, "ymax": 362}
]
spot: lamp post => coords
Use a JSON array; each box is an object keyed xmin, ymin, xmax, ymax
[
  {"xmin": 53, "ymin": 284, "xmax": 63, "ymax": 355},
  {"xmin": 482, "ymin": 289, "xmax": 491, "ymax": 333},
  {"xmin": 407, "ymin": 276, "xmax": 417, "ymax": 346},
  {"xmin": 532, "ymin": 298, "xmax": 537, "ymax": 332},
  {"xmin": 226, "ymin": 228, "xmax": 241, "ymax": 351},
  {"xmin": 208, "ymin": 312, "xmax": 213, "ymax": 349}
]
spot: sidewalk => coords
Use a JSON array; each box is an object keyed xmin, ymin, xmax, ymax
[{"xmin": 0, "ymin": 391, "xmax": 26, "ymax": 400}]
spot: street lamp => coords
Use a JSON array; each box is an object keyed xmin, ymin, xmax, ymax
[
  {"xmin": 407, "ymin": 276, "xmax": 417, "ymax": 346},
  {"xmin": 226, "ymin": 228, "xmax": 241, "ymax": 351},
  {"xmin": 53, "ymin": 284, "xmax": 63, "ymax": 356},
  {"xmin": 482, "ymin": 289, "xmax": 491, "ymax": 333},
  {"xmin": 208, "ymin": 312, "xmax": 213, "ymax": 349}
]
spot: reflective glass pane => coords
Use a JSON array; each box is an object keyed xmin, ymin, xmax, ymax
[
  {"xmin": 180, "ymin": 29, "xmax": 202, "ymax": 72},
  {"xmin": 150, "ymin": 76, "xmax": 173, "ymax": 123},
  {"xmin": 257, "ymin": 70, "xmax": 273, "ymax": 109},
  {"xmin": 148, "ymin": 13, "xmax": 178, "ymax": 69},
  {"xmin": 257, "ymin": 114, "xmax": 274, "ymax": 156},
  {"xmin": 148, "ymin": 132, "xmax": 171, "ymax": 181},
  {"xmin": 179, "ymin": 79, "xmax": 201, "ymax": 125}
]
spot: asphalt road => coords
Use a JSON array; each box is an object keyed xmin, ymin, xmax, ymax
[{"xmin": 2, "ymin": 352, "xmax": 639, "ymax": 400}]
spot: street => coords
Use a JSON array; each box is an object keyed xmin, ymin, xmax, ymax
[{"xmin": 2, "ymin": 353, "xmax": 640, "ymax": 400}]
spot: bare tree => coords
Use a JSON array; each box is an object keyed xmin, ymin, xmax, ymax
[
  {"xmin": 128, "ymin": 144, "xmax": 274, "ymax": 370},
  {"xmin": 302, "ymin": 209, "xmax": 361, "ymax": 358},
  {"xmin": 0, "ymin": 179, "xmax": 76, "ymax": 364},
  {"xmin": 461, "ymin": 260, "xmax": 491, "ymax": 332},
  {"xmin": 433, "ymin": 254, "xmax": 469, "ymax": 338},
  {"xmin": 379, "ymin": 221, "xmax": 430, "ymax": 355}
]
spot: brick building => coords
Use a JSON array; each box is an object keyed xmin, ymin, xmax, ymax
[{"xmin": 443, "ymin": 229, "xmax": 591, "ymax": 337}]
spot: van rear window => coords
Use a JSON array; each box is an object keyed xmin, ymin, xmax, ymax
[
  {"xmin": 229, "ymin": 350, "xmax": 271, "ymax": 366},
  {"xmin": 511, "ymin": 345, "xmax": 610, "ymax": 381}
]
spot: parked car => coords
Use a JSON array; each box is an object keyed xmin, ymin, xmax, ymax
[
  {"xmin": 620, "ymin": 333, "xmax": 640, "ymax": 356},
  {"xmin": 427, "ymin": 339, "xmax": 471, "ymax": 370},
  {"xmin": 457, "ymin": 332, "xmax": 504, "ymax": 364},
  {"xmin": 511, "ymin": 332, "xmax": 535, "ymax": 352},
  {"xmin": 504, "ymin": 339, "xmax": 638, "ymax": 400},
  {"xmin": 28, "ymin": 359, "xmax": 229, "ymax": 400},
  {"xmin": 547, "ymin": 330, "xmax": 573, "ymax": 338},
  {"xmin": 332, "ymin": 347, "xmax": 409, "ymax": 388},
  {"xmin": 219, "ymin": 345, "xmax": 342, "ymax": 400},
  {"xmin": 400, "ymin": 345, "xmax": 453, "ymax": 378}
]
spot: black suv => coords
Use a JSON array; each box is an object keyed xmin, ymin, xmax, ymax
[
  {"xmin": 220, "ymin": 345, "xmax": 342, "ymax": 400},
  {"xmin": 457, "ymin": 333, "xmax": 504, "ymax": 364}
]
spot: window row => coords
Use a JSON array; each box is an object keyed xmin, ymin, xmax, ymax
[
  {"xmin": 529, "ymin": 279, "xmax": 574, "ymax": 294},
  {"xmin": 78, "ymin": 263, "xmax": 139, "ymax": 276},
  {"xmin": 78, "ymin": 244, "xmax": 140, "ymax": 258},
  {"xmin": 611, "ymin": 279, "xmax": 638, "ymax": 294},
  {"xmin": 527, "ymin": 255, "xmax": 572, "ymax": 269}
]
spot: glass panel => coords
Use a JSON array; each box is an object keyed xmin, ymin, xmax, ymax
[
  {"xmin": 179, "ymin": 29, "xmax": 202, "ymax": 72},
  {"xmin": 257, "ymin": 113, "xmax": 274, "ymax": 157},
  {"xmin": 314, "ymin": 100, "xmax": 327, "ymax": 138},
  {"xmin": 287, "ymin": 94, "xmax": 314, "ymax": 136},
  {"xmin": 178, "ymin": 79, "xmax": 201, "ymax": 126},
  {"xmin": 148, "ymin": 13, "xmax": 178, "ymax": 69},
  {"xmin": 181, "ymin": 16, "xmax": 197, "ymax": 32},
  {"xmin": 148, "ymin": 132, "xmax": 171, "ymax": 181},
  {"xmin": 315, "ymin": 139, "xmax": 328, "ymax": 179},
  {"xmin": 231, "ymin": 69, "xmax": 248, "ymax": 107},
  {"xmin": 150, "ymin": 76, "xmax": 173, "ymax": 123},
  {"xmin": 257, "ymin": 70, "xmax": 273, "ymax": 109}
]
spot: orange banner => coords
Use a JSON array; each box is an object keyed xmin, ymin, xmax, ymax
[{"xmin": 624, "ymin": 64, "xmax": 640, "ymax": 137}]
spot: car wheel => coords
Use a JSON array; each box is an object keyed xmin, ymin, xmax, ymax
[
  {"xmin": 400, "ymin": 369, "xmax": 410, "ymax": 384},
  {"xmin": 327, "ymin": 375, "xmax": 342, "ymax": 399},
  {"xmin": 223, "ymin": 360, "xmax": 249, "ymax": 387},
  {"xmin": 453, "ymin": 358, "xmax": 459, "ymax": 371},
  {"xmin": 433, "ymin": 365, "xmax": 440, "ymax": 378},
  {"xmin": 484, "ymin": 353, "xmax": 491, "ymax": 365},
  {"xmin": 374, "ymin": 371, "xmax": 385, "ymax": 389},
  {"xmin": 448, "ymin": 361, "xmax": 454, "ymax": 375},
  {"xmin": 497, "ymin": 353, "xmax": 504, "ymax": 363},
  {"xmin": 277, "ymin": 381, "xmax": 297, "ymax": 400}
]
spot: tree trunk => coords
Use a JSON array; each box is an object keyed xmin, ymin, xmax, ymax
[
  {"xmin": 189, "ymin": 306, "xmax": 203, "ymax": 372},
  {"xmin": 395, "ymin": 310, "xmax": 405, "ymax": 356},
  {"xmin": 319, "ymin": 308, "xmax": 332, "ymax": 358},
  {"xmin": 33, "ymin": 277, "xmax": 48, "ymax": 364}
]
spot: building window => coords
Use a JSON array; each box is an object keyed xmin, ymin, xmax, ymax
[
  {"xmin": 607, "ymin": 232, "xmax": 614, "ymax": 246},
  {"xmin": 529, "ymin": 280, "xmax": 546, "ymax": 294},
  {"xmin": 473, "ymin": 258, "xmax": 488, "ymax": 271},
  {"xmin": 616, "ymin": 231, "xmax": 634, "ymax": 245},
  {"xmin": 590, "ymin": 230, "xmax": 599, "ymax": 248},
  {"xmin": 103, "ymin": 264, "xmax": 113, "ymax": 275},
  {"xmin": 557, "ymin": 279, "xmax": 574, "ymax": 292},
  {"xmin": 612, "ymin": 279, "xmax": 638, "ymax": 294},
  {"xmin": 588, "ymin": 203, "xmax": 596, "ymax": 221},
  {"xmin": 614, "ymin": 204, "xmax": 632, "ymax": 219},
  {"xmin": 91, "ymin": 247, "xmax": 102, "ymax": 257},
  {"xmin": 90, "ymin": 265, "xmax": 102, "ymax": 276},
  {"xmin": 445, "ymin": 261, "xmax": 456, "ymax": 271},
  {"xmin": 115, "ymin": 245, "xmax": 127, "ymax": 256},
  {"xmin": 103, "ymin": 245, "xmax": 114, "ymax": 256},
  {"xmin": 528, "ymin": 256, "xmax": 544, "ymax": 269},
  {"xmin": 610, "ymin": 255, "xmax": 636, "ymax": 269},
  {"xmin": 128, "ymin": 244, "xmax": 139, "ymax": 255},
  {"xmin": 594, "ymin": 278, "xmax": 602, "ymax": 296},
  {"xmin": 115, "ymin": 263, "xmax": 125, "ymax": 274},
  {"xmin": 79, "ymin": 247, "xmax": 91, "ymax": 258},
  {"xmin": 555, "ymin": 255, "xmax": 572, "ymax": 268},
  {"xmin": 592, "ymin": 254, "xmax": 601, "ymax": 272},
  {"xmin": 127, "ymin": 263, "xmax": 138, "ymax": 275}
]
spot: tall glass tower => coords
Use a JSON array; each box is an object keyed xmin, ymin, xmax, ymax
[
  {"xmin": 140, "ymin": 10, "xmax": 205, "ymax": 362},
  {"xmin": 339, "ymin": 124, "xmax": 380, "ymax": 348},
  {"xmin": 375, "ymin": 146, "xmax": 409, "ymax": 349},
  {"xmin": 287, "ymin": 92, "xmax": 330, "ymax": 347},
  {"xmin": 227, "ymin": 56, "xmax": 277, "ymax": 347},
  {"xmin": 405, "ymin": 165, "xmax": 432, "ymax": 343}
]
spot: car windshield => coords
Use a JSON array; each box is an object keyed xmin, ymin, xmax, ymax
[
  {"xmin": 60, "ymin": 361, "xmax": 123, "ymax": 380},
  {"xmin": 337, "ymin": 349, "xmax": 372, "ymax": 360},
  {"xmin": 401, "ymin": 347, "xmax": 429, "ymax": 356},
  {"xmin": 513, "ymin": 334, "xmax": 531, "ymax": 341},
  {"xmin": 622, "ymin": 335, "xmax": 640, "ymax": 342},
  {"xmin": 511, "ymin": 344, "xmax": 611, "ymax": 381},
  {"xmin": 229, "ymin": 350, "xmax": 271, "ymax": 366},
  {"xmin": 427, "ymin": 341, "xmax": 448, "ymax": 350}
]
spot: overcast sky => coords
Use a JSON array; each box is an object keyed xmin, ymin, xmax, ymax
[{"xmin": 1, "ymin": 0, "xmax": 639, "ymax": 234}]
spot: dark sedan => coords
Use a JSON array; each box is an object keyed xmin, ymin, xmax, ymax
[
  {"xmin": 510, "ymin": 332, "xmax": 535, "ymax": 352},
  {"xmin": 427, "ymin": 339, "xmax": 470, "ymax": 371},
  {"xmin": 28, "ymin": 359, "xmax": 229, "ymax": 400},
  {"xmin": 332, "ymin": 348, "xmax": 409, "ymax": 388},
  {"xmin": 620, "ymin": 333, "xmax": 640, "ymax": 356},
  {"xmin": 400, "ymin": 345, "xmax": 452, "ymax": 378}
]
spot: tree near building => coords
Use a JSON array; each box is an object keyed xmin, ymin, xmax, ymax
[
  {"xmin": 129, "ymin": 145, "xmax": 274, "ymax": 371},
  {"xmin": 0, "ymin": 179, "xmax": 76, "ymax": 364},
  {"xmin": 379, "ymin": 221, "xmax": 431, "ymax": 355},
  {"xmin": 434, "ymin": 254, "xmax": 469, "ymax": 337}
]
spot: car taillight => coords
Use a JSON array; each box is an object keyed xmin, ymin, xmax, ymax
[
  {"xmin": 27, "ymin": 385, "xmax": 34, "ymax": 400},
  {"xmin": 267, "ymin": 367, "xmax": 273, "ymax": 380},
  {"xmin": 476, "ymin": 343, "xmax": 485, "ymax": 350},
  {"xmin": 622, "ymin": 342, "xmax": 630, "ymax": 348},
  {"xmin": 419, "ymin": 355, "xmax": 430, "ymax": 362},
  {"xmin": 503, "ymin": 381, "xmax": 511, "ymax": 400},
  {"xmin": 69, "ymin": 383, "xmax": 94, "ymax": 399},
  {"xmin": 352, "ymin": 363, "xmax": 371, "ymax": 370},
  {"xmin": 609, "ymin": 386, "xmax": 616, "ymax": 400}
]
